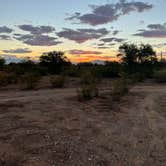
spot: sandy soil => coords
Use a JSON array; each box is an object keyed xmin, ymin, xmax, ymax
[{"xmin": 0, "ymin": 82, "xmax": 166, "ymax": 166}]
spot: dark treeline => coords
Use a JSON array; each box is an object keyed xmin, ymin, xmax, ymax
[{"xmin": 0, "ymin": 43, "xmax": 166, "ymax": 80}]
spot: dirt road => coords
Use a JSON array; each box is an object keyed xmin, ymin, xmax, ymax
[{"xmin": 0, "ymin": 84, "xmax": 166, "ymax": 166}]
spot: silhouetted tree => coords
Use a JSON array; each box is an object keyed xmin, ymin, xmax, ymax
[
  {"xmin": 0, "ymin": 57, "xmax": 5, "ymax": 70},
  {"xmin": 39, "ymin": 51, "xmax": 71, "ymax": 74},
  {"xmin": 117, "ymin": 43, "xmax": 139, "ymax": 74},
  {"xmin": 138, "ymin": 44, "xmax": 157, "ymax": 76},
  {"xmin": 117, "ymin": 43, "xmax": 157, "ymax": 75},
  {"xmin": 137, "ymin": 44, "xmax": 156, "ymax": 64}
]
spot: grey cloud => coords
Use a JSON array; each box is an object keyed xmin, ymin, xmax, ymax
[
  {"xmin": 18, "ymin": 25, "xmax": 55, "ymax": 34},
  {"xmin": 0, "ymin": 26, "xmax": 13, "ymax": 33},
  {"xmin": 97, "ymin": 46, "xmax": 110, "ymax": 49},
  {"xmin": 57, "ymin": 28, "xmax": 109, "ymax": 43},
  {"xmin": 112, "ymin": 30, "xmax": 120, "ymax": 35},
  {"xmin": 0, "ymin": 35, "xmax": 11, "ymax": 40},
  {"xmin": 66, "ymin": 0, "xmax": 153, "ymax": 26},
  {"xmin": 14, "ymin": 34, "xmax": 62, "ymax": 46},
  {"xmin": 97, "ymin": 43, "xmax": 105, "ymax": 46},
  {"xmin": 69, "ymin": 49, "xmax": 102, "ymax": 55},
  {"xmin": 100, "ymin": 37, "xmax": 126, "ymax": 43},
  {"xmin": 133, "ymin": 23, "xmax": 166, "ymax": 38},
  {"xmin": 148, "ymin": 23, "xmax": 166, "ymax": 30},
  {"xmin": 3, "ymin": 48, "xmax": 32, "ymax": 54}
]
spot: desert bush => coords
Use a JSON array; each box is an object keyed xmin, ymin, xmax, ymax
[
  {"xmin": 129, "ymin": 72, "xmax": 146, "ymax": 83},
  {"xmin": 80, "ymin": 71, "xmax": 100, "ymax": 85},
  {"xmin": 0, "ymin": 72, "xmax": 18, "ymax": 86},
  {"xmin": 0, "ymin": 72, "xmax": 9, "ymax": 86},
  {"xmin": 77, "ymin": 84, "xmax": 99, "ymax": 101},
  {"xmin": 21, "ymin": 73, "xmax": 41, "ymax": 90},
  {"xmin": 111, "ymin": 78, "xmax": 129, "ymax": 101},
  {"xmin": 77, "ymin": 71, "xmax": 101, "ymax": 101},
  {"xmin": 50, "ymin": 75, "xmax": 65, "ymax": 88},
  {"xmin": 7, "ymin": 73, "xmax": 18, "ymax": 84},
  {"xmin": 154, "ymin": 70, "xmax": 166, "ymax": 83},
  {"xmin": 63, "ymin": 66, "xmax": 80, "ymax": 77}
]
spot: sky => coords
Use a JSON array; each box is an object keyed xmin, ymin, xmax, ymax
[{"xmin": 0, "ymin": 0, "xmax": 166, "ymax": 63}]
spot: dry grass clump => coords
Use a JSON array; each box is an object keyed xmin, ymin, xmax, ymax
[
  {"xmin": 111, "ymin": 78, "xmax": 129, "ymax": 101},
  {"xmin": 77, "ymin": 84, "xmax": 99, "ymax": 101},
  {"xmin": 77, "ymin": 72, "xmax": 100, "ymax": 101}
]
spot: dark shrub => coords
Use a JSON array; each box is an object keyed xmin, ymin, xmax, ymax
[
  {"xmin": 0, "ymin": 72, "xmax": 18, "ymax": 86},
  {"xmin": 129, "ymin": 72, "xmax": 146, "ymax": 83},
  {"xmin": 63, "ymin": 66, "xmax": 80, "ymax": 77},
  {"xmin": 21, "ymin": 73, "xmax": 41, "ymax": 90},
  {"xmin": 154, "ymin": 70, "xmax": 166, "ymax": 83},
  {"xmin": 0, "ymin": 72, "xmax": 10, "ymax": 86},
  {"xmin": 50, "ymin": 75, "xmax": 65, "ymax": 88},
  {"xmin": 80, "ymin": 71, "xmax": 100, "ymax": 85}
]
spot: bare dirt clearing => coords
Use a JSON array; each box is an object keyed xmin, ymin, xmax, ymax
[{"xmin": 0, "ymin": 83, "xmax": 166, "ymax": 166}]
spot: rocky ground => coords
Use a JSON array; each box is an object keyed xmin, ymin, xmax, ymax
[{"xmin": 0, "ymin": 81, "xmax": 166, "ymax": 166}]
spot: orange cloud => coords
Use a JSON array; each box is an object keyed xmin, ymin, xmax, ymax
[{"xmin": 69, "ymin": 54, "xmax": 118, "ymax": 63}]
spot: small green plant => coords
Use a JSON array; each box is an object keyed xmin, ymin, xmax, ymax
[
  {"xmin": 111, "ymin": 78, "xmax": 129, "ymax": 101},
  {"xmin": 50, "ymin": 75, "xmax": 65, "ymax": 88},
  {"xmin": 77, "ymin": 84, "xmax": 99, "ymax": 101},
  {"xmin": 21, "ymin": 73, "xmax": 41, "ymax": 90}
]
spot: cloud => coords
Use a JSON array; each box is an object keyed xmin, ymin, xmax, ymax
[
  {"xmin": 57, "ymin": 28, "xmax": 109, "ymax": 43},
  {"xmin": 14, "ymin": 34, "xmax": 62, "ymax": 46},
  {"xmin": 18, "ymin": 24, "xmax": 55, "ymax": 34},
  {"xmin": 139, "ymin": 20, "xmax": 145, "ymax": 24},
  {"xmin": 100, "ymin": 37, "xmax": 126, "ymax": 43},
  {"xmin": 153, "ymin": 43, "xmax": 166, "ymax": 48},
  {"xmin": 66, "ymin": 0, "xmax": 153, "ymax": 26},
  {"xmin": 69, "ymin": 49, "xmax": 102, "ymax": 55},
  {"xmin": 112, "ymin": 30, "xmax": 120, "ymax": 35},
  {"xmin": 97, "ymin": 43, "xmax": 105, "ymax": 46},
  {"xmin": 3, "ymin": 48, "xmax": 32, "ymax": 54},
  {"xmin": 147, "ymin": 23, "xmax": 166, "ymax": 30},
  {"xmin": 72, "ymin": 55, "xmax": 115, "ymax": 63},
  {"xmin": 0, "ymin": 35, "xmax": 11, "ymax": 40},
  {"xmin": 94, "ymin": 42, "xmax": 116, "ymax": 49},
  {"xmin": 14, "ymin": 24, "xmax": 61, "ymax": 46},
  {"xmin": 133, "ymin": 23, "xmax": 166, "ymax": 38},
  {"xmin": 0, "ymin": 26, "xmax": 13, "ymax": 33},
  {"xmin": 97, "ymin": 46, "xmax": 110, "ymax": 49}
]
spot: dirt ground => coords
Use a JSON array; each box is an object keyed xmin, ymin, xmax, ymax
[{"xmin": 0, "ymin": 81, "xmax": 166, "ymax": 166}]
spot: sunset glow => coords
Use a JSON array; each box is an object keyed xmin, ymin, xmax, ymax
[{"xmin": 0, "ymin": 0, "xmax": 166, "ymax": 63}]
